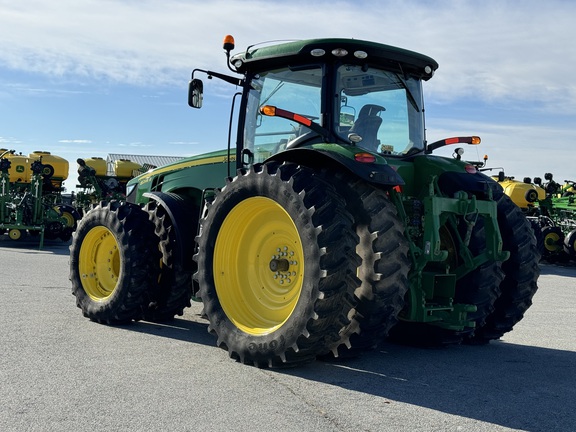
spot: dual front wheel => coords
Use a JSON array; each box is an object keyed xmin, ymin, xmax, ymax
[
  {"xmin": 70, "ymin": 198, "xmax": 196, "ymax": 324},
  {"xmin": 69, "ymin": 201, "xmax": 160, "ymax": 323}
]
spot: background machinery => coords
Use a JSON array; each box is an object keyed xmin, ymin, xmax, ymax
[
  {"xmin": 530, "ymin": 173, "xmax": 576, "ymax": 261},
  {"xmin": 74, "ymin": 157, "xmax": 142, "ymax": 215},
  {"xmin": 1, "ymin": 149, "xmax": 80, "ymax": 246}
]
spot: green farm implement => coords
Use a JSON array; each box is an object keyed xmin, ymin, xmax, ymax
[{"xmin": 1, "ymin": 149, "xmax": 80, "ymax": 247}]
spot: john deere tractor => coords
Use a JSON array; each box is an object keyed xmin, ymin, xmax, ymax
[{"xmin": 70, "ymin": 36, "xmax": 539, "ymax": 367}]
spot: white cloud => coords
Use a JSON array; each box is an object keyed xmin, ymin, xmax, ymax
[
  {"xmin": 427, "ymin": 118, "xmax": 574, "ymax": 183},
  {"xmin": 0, "ymin": 136, "xmax": 23, "ymax": 146},
  {"xmin": 0, "ymin": 0, "xmax": 574, "ymax": 112},
  {"xmin": 118, "ymin": 142, "xmax": 153, "ymax": 147},
  {"xmin": 168, "ymin": 141, "xmax": 200, "ymax": 145},
  {"xmin": 1, "ymin": 0, "xmax": 573, "ymax": 190}
]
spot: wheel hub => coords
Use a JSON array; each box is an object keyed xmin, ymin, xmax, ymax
[
  {"xmin": 270, "ymin": 246, "xmax": 298, "ymax": 285},
  {"xmin": 269, "ymin": 258, "xmax": 290, "ymax": 272}
]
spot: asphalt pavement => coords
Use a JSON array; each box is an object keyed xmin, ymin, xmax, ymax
[{"xmin": 1, "ymin": 235, "xmax": 575, "ymax": 432}]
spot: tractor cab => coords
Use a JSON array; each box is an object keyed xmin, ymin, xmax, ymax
[{"xmin": 189, "ymin": 36, "xmax": 438, "ymax": 168}]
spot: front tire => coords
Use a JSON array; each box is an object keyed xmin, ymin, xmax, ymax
[
  {"xmin": 69, "ymin": 201, "xmax": 160, "ymax": 324},
  {"xmin": 195, "ymin": 163, "xmax": 360, "ymax": 367}
]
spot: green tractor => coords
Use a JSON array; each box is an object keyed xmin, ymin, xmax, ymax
[{"xmin": 70, "ymin": 36, "xmax": 540, "ymax": 367}]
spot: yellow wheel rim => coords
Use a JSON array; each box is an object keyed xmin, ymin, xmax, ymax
[
  {"xmin": 544, "ymin": 232, "xmax": 561, "ymax": 252},
  {"xmin": 78, "ymin": 226, "xmax": 121, "ymax": 301},
  {"xmin": 60, "ymin": 211, "xmax": 76, "ymax": 228},
  {"xmin": 214, "ymin": 196, "xmax": 304, "ymax": 336},
  {"xmin": 8, "ymin": 229, "xmax": 22, "ymax": 240}
]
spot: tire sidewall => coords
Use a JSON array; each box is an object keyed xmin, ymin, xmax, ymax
[{"xmin": 197, "ymin": 166, "xmax": 324, "ymax": 361}]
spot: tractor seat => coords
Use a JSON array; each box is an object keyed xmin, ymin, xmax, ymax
[{"xmin": 348, "ymin": 104, "xmax": 385, "ymax": 150}]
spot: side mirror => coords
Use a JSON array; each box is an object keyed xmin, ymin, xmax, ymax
[{"xmin": 188, "ymin": 79, "xmax": 204, "ymax": 108}]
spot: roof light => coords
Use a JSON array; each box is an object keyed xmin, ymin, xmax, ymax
[
  {"xmin": 223, "ymin": 35, "xmax": 235, "ymax": 52},
  {"xmin": 464, "ymin": 164, "xmax": 477, "ymax": 173},
  {"xmin": 354, "ymin": 153, "xmax": 376, "ymax": 163},
  {"xmin": 424, "ymin": 65, "xmax": 433, "ymax": 74},
  {"xmin": 331, "ymin": 48, "xmax": 348, "ymax": 57},
  {"xmin": 233, "ymin": 59, "xmax": 243, "ymax": 68},
  {"xmin": 354, "ymin": 50, "xmax": 368, "ymax": 59},
  {"xmin": 310, "ymin": 48, "xmax": 326, "ymax": 57}
]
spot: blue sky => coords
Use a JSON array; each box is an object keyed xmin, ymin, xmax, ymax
[{"xmin": 1, "ymin": 0, "xmax": 574, "ymax": 191}]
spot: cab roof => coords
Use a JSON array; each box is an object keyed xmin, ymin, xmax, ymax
[{"xmin": 230, "ymin": 38, "xmax": 438, "ymax": 80}]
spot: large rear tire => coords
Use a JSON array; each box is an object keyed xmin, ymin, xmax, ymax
[
  {"xmin": 69, "ymin": 201, "xmax": 160, "ymax": 324},
  {"xmin": 195, "ymin": 163, "xmax": 360, "ymax": 368},
  {"xmin": 468, "ymin": 194, "xmax": 540, "ymax": 343},
  {"xmin": 321, "ymin": 175, "xmax": 410, "ymax": 358}
]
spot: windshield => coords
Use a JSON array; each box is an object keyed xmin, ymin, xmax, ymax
[
  {"xmin": 242, "ymin": 64, "xmax": 426, "ymax": 162},
  {"xmin": 244, "ymin": 66, "xmax": 322, "ymax": 163},
  {"xmin": 336, "ymin": 65, "xmax": 425, "ymax": 155}
]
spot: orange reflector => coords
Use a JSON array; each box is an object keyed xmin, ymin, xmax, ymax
[
  {"xmin": 292, "ymin": 113, "xmax": 312, "ymax": 127},
  {"xmin": 260, "ymin": 105, "xmax": 276, "ymax": 116},
  {"xmin": 471, "ymin": 136, "xmax": 481, "ymax": 145},
  {"xmin": 354, "ymin": 153, "xmax": 376, "ymax": 163}
]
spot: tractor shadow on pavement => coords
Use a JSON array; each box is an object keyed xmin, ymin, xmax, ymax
[
  {"xmin": 538, "ymin": 261, "xmax": 576, "ymax": 276},
  {"xmin": 115, "ymin": 307, "xmax": 215, "ymax": 347},
  {"xmin": 116, "ymin": 300, "xmax": 576, "ymax": 431},
  {"xmin": 283, "ymin": 339, "xmax": 576, "ymax": 431},
  {"xmin": 0, "ymin": 236, "xmax": 71, "ymax": 256},
  {"xmin": 88, "ymin": 262, "xmax": 576, "ymax": 430}
]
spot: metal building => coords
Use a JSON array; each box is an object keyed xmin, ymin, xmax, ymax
[{"xmin": 105, "ymin": 154, "xmax": 184, "ymax": 176}]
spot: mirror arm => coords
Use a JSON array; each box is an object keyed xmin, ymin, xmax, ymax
[{"xmin": 192, "ymin": 68, "xmax": 243, "ymax": 86}]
